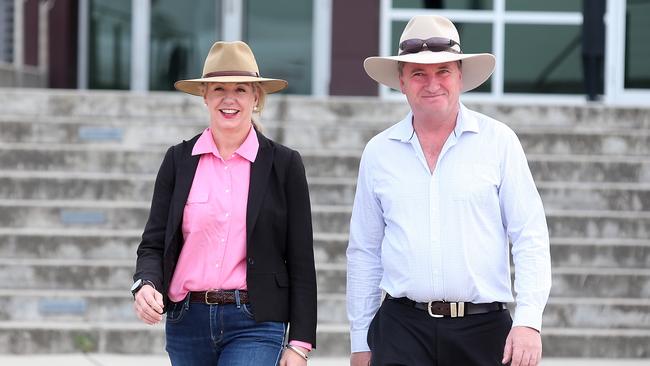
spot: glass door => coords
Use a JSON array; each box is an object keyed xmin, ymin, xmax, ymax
[
  {"xmin": 149, "ymin": 0, "xmax": 219, "ymax": 91},
  {"xmin": 606, "ymin": 0, "xmax": 650, "ymax": 105}
]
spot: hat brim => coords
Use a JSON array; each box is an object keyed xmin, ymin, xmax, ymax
[
  {"xmin": 174, "ymin": 76, "xmax": 288, "ymax": 96},
  {"xmin": 364, "ymin": 51, "xmax": 495, "ymax": 93}
]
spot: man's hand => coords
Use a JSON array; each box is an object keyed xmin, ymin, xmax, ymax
[
  {"xmin": 133, "ymin": 285, "xmax": 164, "ymax": 325},
  {"xmin": 350, "ymin": 351, "xmax": 371, "ymax": 366},
  {"xmin": 280, "ymin": 345, "xmax": 309, "ymax": 366},
  {"xmin": 502, "ymin": 326, "xmax": 542, "ymax": 366}
]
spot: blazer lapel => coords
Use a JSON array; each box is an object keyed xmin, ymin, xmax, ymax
[
  {"xmin": 246, "ymin": 132, "xmax": 273, "ymax": 239},
  {"xmin": 168, "ymin": 141, "xmax": 200, "ymax": 248}
]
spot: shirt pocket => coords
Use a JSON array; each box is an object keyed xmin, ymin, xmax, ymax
[
  {"xmin": 451, "ymin": 163, "xmax": 499, "ymax": 204},
  {"xmin": 182, "ymin": 191, "xmax": 210, "ymax": 234}
]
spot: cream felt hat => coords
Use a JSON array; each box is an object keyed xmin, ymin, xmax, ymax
[
  {"xmin": 174, "ymin": 41, "xmax": 287, "ymax": 96},
  {"xmin": 364, "ymin": 15, "xmax": 495, "ymax": 92}
]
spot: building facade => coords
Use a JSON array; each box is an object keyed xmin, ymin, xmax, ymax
[{"xmin": 1, "ymin": 0, "xmax": 649, "ymax": 105}]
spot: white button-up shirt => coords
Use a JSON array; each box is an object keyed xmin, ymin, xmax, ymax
[{"xmin": 346, "ymin": 103, "xmax": 551, "ymax": 352}]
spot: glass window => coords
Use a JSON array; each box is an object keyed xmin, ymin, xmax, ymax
[
  {"xmin": 0, "ymin": 0, "xmax": 12, "ymax": 63},
  {"xmin": 624, "ymin": 0, "xmax": 650, "ymax": 89},
  {"xmin": 88, "ymin": 0, "xmax": 131, "ymax": 89},
  {"xmin": 245, "ymin": 0, "xmax": 312, "ymax": 94},
  {"xmin": 504, "ymin": 24, "xmax": 582, "ymax": 93},
  {"xmin": 391, "ymin": 21, "xmax": 493, "ymax": 92},
  {"xmin": 149, "ymin": 0, "xmax": 218, "ymax": 91},
  {"xmin": 506, "ymin": 0, "xmax": 580, "ymax": 12},
  {"xmin": 393, "ymin": 0, "xmax": 492, "ymax": 10}
]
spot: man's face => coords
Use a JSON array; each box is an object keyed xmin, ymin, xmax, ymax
[{"xmin": 398, "ymin": 61, "xmax": 462, "ymax": 122}]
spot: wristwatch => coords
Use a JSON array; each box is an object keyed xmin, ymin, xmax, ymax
[{"xmin": 130, "ymin": 279, "xmax": 155, "ymax": 299}]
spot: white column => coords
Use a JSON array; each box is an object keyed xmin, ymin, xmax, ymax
[
  {"xmin": 38, "ymin": 0, "xmax": 54, "ymax": 87},
  {"xmin": 130, "ymin": 0, "xmax": 150, "ymax": 91},
  {"xmin": 492, "ymin": 0, "xmax": 505, "ymax": 97},
  {"xmin": 222, "ymin": 0, "xmax": 243, "ymax": 41},
  {"xmin": 77, "ymin": 0, "xmax": 88, "ymax": 89},
  {"xmin": 312, "ymin": 0, "xmax": 331, "ymax": 96},
  {"xmin": 13, "ymin": 0, "xmax": 24, "ymax": 86},
  {"xmin": 604, "ymin": 0, "xmax": 623, "ymax": 104}
]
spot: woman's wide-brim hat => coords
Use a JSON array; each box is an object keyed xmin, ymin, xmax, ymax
[
  {"xmin": 174, "ymin": 41, "xmax": 288, "ymax": 96},
  {"xmin": 364, "ymin": 15, "xmax": 495, "ymax": 93}
]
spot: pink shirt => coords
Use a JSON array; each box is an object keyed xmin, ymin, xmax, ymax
[
  {"xmin": 167, "ymin": 127, "xmax": 312, "ymax": 350},
  {"xmin": 168, "ymin": 127, "xmax": 258, "ymax": 302}
]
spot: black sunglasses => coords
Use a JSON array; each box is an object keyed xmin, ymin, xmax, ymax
[{"xmin": 399, "ymin": 37, "xmax": 461, "ymax": 55}]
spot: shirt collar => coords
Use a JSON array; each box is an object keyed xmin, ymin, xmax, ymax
[
  {"xmin": 388, "ymin": 102, "xmax": 480, "ymax": 142},
  {"xmin": 191, "ymin": 126, "xmax": 259, "ymax": 162}
]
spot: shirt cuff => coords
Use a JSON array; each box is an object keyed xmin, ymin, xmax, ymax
[
  {"xmin": 350, "ymin": 329, "xmax": 370, "ymax": 353},
  {"xmin": 289, "ymin": 340, "xmax": 312, "ymax": 352},
  {"xmin": 512, "ymin": 304, "xmax": 544, "ymax": 332}
]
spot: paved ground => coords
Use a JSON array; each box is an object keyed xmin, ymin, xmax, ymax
[{"xmin": 0, "ymin": 355, "xmax": 647, "ymax": 366}]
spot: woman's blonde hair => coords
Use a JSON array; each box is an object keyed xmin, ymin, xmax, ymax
[{"xmin": 251, "ymin": 83, "xmax": 266, "ymax": 132}]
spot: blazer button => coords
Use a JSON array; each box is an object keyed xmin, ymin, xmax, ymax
[{"xmin": 247, "ymin": 257, "xmax": 255, "ymax": 265}]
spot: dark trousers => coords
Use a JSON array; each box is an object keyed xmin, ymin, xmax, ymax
[{"xmin": 368, "ymin": 298, "xmax": 512, "ymax": 366}]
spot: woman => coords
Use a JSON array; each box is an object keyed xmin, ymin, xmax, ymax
[{"xmin": 132, "ymin": 41, "xmax": 317, "ymax": 366}]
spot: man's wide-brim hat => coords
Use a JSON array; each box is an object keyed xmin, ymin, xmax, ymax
[
  {"xmin": 175, "ymin": 41, "xmax": 287, "ymax": 96},
  {"xmin": 364, "ymin": 15, "xmax": 495, "ymax": 93}
]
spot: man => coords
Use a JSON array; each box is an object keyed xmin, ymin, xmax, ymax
[{"xmin": 347, "ymin": 15, "xmax": 551, "ymax": 366}]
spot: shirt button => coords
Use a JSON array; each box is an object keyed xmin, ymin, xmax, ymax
[
  {"xmin": 225, "ymin": 212, "xmax": 230, "ymax": 217},
  {"xmin": 220, "ymin": 238, "xmax": 225, "ymax": 243},
  {"xmin": 224, "ymin": 166, "xmax": 229, "ymax": 170},
  {"xmin": 225, "ymin": 189, "xmax": 230, "ymax": 193},
  {"xmin": 215, "ymin": 263, "xmax": 220, "ymax": 268},
  {"xmin": 247, "ymin": 257, "xmax": 254, "ymax": 265}
]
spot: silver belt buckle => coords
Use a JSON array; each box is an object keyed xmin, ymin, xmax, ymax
[{"xmin": 427, "ymin": 301, "xmax": 443, "ymax": 318}]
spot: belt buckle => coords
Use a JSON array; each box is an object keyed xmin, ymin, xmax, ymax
[
  {"xmin": 204, "ymin": 291, "xmax": 220, "ymax": 305},
  {"xmin": 427, "ymin": 301, "xmax": 444, "ymax": 318}
]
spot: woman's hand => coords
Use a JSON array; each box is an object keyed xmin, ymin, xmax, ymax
[
  {"xmin": 279, "ymin": 345, "xmax": 309, "ymax": 366},
  {"xmin": 133, "ymin": 285, "xmax": 164, "ymax": 324}
]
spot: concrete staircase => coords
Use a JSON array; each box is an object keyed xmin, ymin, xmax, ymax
[{"xmin": 0, "ymin": 88, "xmax": 649, "ymax": 358}]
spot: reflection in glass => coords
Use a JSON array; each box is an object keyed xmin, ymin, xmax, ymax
[
  {"xmin": 149, "ymin": 0, "xmax": 218, "ymax": 91},
  {"xmin": 624, "ymin": 0, "xmax": 650, "ymax": 89},
  {"xmin": 245, "ymin": 0, "xmax": 312, "ymax": 94},
  {"xmin": 506, "ymin": 0, "xmax": 580, "ymax": 12},
  {"xmin": 504, "ymin": 25, "xmax": 582, "ymax": 93},
  {"xmin": 89, "ymin": 0, "xmax": 131, "ymax": 89},
  {"xmin": 391, "ymin": 21, "xmax": 492, "ymax": 92},
  {"xmin": 393, "ymin": 0, "xmax": 492, "ymax": 10}
]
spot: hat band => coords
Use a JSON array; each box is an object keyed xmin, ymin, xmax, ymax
[{"xmin": 203, "ymin": 71, "xmax": 260, "ymax": 78}]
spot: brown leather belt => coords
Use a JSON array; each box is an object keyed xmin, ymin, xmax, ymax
[
  {"xmin": 386, "ymin": 295, "xmax": 505, "ymax": 318},
  {"xmin": 189, "ymin": 290, "xmax": 249, "ymax": 305}
]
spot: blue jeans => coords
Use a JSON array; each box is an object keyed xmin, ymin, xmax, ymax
[{"xmin": 165, "ymin": 293, "xmax": 286, "ymax": 366}]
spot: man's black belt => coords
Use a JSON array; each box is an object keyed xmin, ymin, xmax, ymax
[{"xmin": 386, "ymin": 294, "xmax": 506, "ymax": 318}]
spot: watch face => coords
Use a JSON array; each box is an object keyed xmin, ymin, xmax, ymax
[{"xmin": 130, "ymin": 279, "xmax": 142, "ymax": 293}]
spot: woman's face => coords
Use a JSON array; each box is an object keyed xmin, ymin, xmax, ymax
[{"xmin": 203, "ymin": 82, "xmax": 259, "ymax": 133}]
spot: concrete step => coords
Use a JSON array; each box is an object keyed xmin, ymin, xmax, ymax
[
  {"xmin": 0, "ymin": 290, "xmax": 345, "ymax": 325},
  {"xmin": 0, "ymin": 260, "xmax": 648, "ymax": 298},
  {"xmin": 2, "ymin": 89, "xmax": 650, "ymax": 131},
  {"xmin": 0, "ymin": 260, "xmax": 347, "ymax": 294},
  {"xmin": 0, "ymin": 289, "xmax": 650, "ymax": 330},
  {"xmin": 0, "ymin": 321, "xmax": 648, "ymax": 357},
  {"xmin": 4, "ymin": 118, "xmax": 650, "ymax": 156},
  {"xmin": 1, "ymin": 201, "xmax": 649, "ymax": 240},
  {"xmin": 1, "ymin": 290, "xmax": 649, "ymax": 330},
  {"xmin": 1, "ymin": 229, "xmax": 648, "ymax": 269},
  {"xmin": 1, "ymin": 144, "xmax": 650, "ymax": 183},
  {"xmin": 3, "ymin": 172, "xmax": 650, "ymax": 212},
  {"xmin": 312, "ymin": 207, "xmax": 650, "ymax": 240},
  {"xmin": 0, "ymin": 229, "xmax": 348, "ymax": 263}
]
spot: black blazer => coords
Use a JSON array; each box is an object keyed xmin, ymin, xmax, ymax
[{"xmin": 134, "ymin": 130, "xmax": 317, "ymax": 346}]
